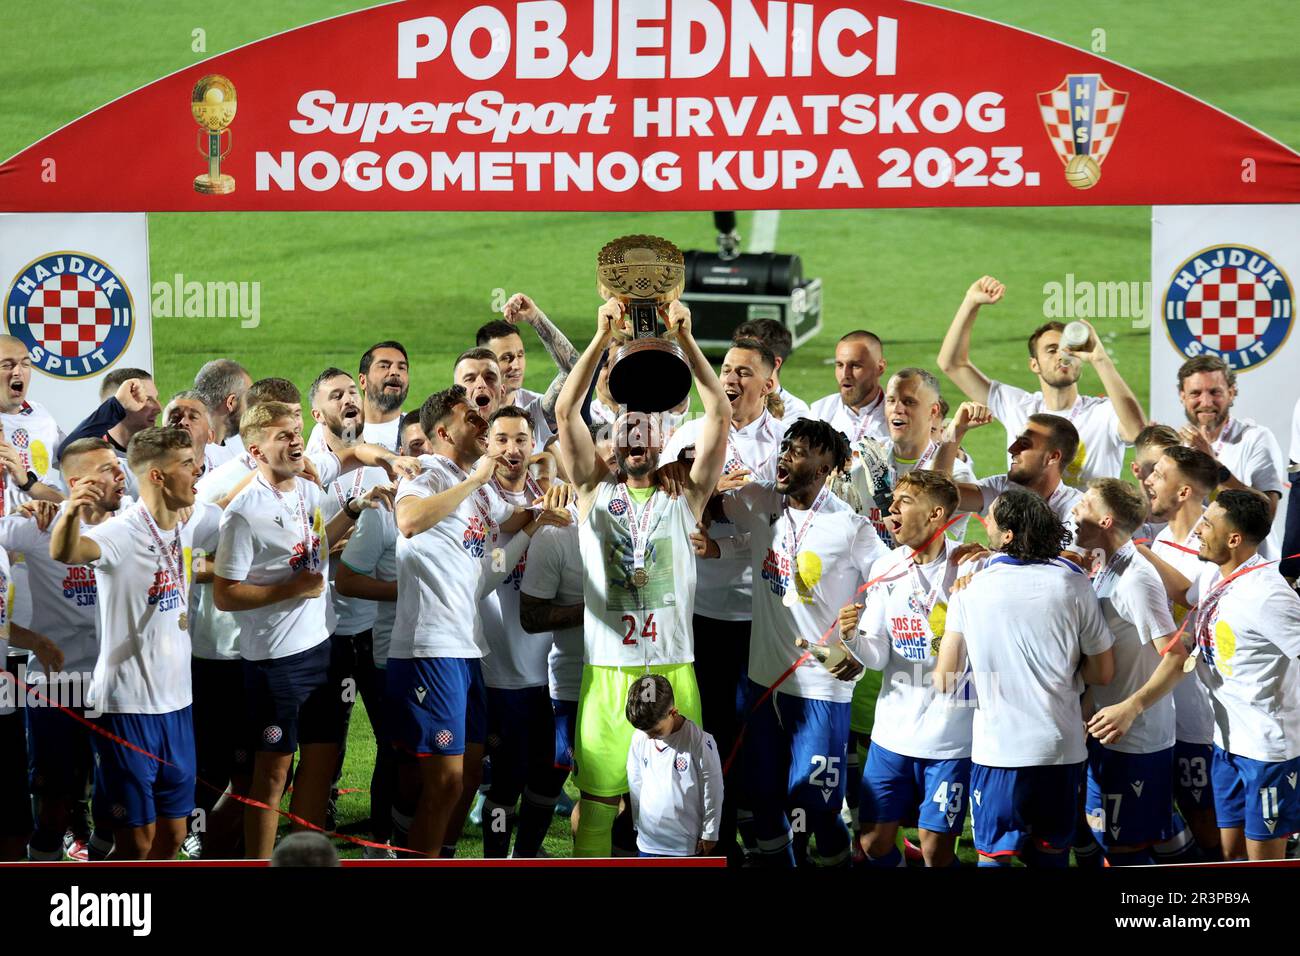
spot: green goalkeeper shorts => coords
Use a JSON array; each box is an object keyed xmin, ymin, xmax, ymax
[{"xmin": 573, "ymin": 662, "xmax": 701, "ymax": 798}]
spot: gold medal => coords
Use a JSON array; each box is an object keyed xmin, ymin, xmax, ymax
[
  {"xmin": 631, "ymin": 567, "xmax": 649, "ymax": 589},
  {"xmin": 783, "ymin": 588, "xmax": 798, "ymax": 608},
  {"xmin": 179, "ymin": 612, "xmax": 189, "ymax": 631}
]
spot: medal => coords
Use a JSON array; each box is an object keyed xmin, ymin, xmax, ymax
[
  {"xmin": 613, "ymin": 484, "xmax": 668, "ymax": 590},
  {"xmin": 139, "ymin": 504, "xmax": 188, "ymax": 632},
  {"xmin": 782, "ymin": 485, "xmax": 828, "ymax": 605}
]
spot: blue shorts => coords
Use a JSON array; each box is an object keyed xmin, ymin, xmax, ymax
[
  {"xmin": 387, "ymin": 657, "xmax": 487, "ymax": 757},
  {"xmin": 27, "ymin": 696, "xmax": 95, "ymax": 802},
  {"xmin": 1211, "ymin": 746, "xmax": 1300, "ymax": 842},
  {"xmin": 552, "ymin": 697, "xmax": 577, "ymax": 772},
  {"xmin": 1173, "ymin": 741, "xmax": 1214, "ymax": 812},
  {"xmin": 970, "ymin": 762, "xmax": 1084, "ymax": 859},
  {"xmin": 243, "ymin": 638, "xmax": 342, "ymax": 754},
  {"xmin": 1085, "ymin": 742, "xmax": 1175, "ymax": 847},
  {"xmin": 90, "ymin": 708, "xmax": 196, "ymax": 828},
  {"xmin": 742, "ymin": 681, "xmax": 850, "ymax": 814},
  {"xmin": 861, "ymin": 743, "xmax": 971, "ymax": 835}
]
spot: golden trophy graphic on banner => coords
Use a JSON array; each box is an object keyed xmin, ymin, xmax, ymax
[
  {"xmin": 597, "ymin": 235, "xmax": 692, "ymax": 413},
  {"xmin": 191, "ymin": 74, "xmax": 237, "ymax": 195}
]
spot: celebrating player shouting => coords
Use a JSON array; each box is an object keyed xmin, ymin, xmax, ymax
[
  {"xmin": 50, "ymin": 428, "xmax": 222, "ymax": 860},
  {"xmin": 553, "ymin": 296, "xmax": 728, "ymax": 858},
  {"xmin": 938, "ymin": 276, "xmax": 1144, "ymax": 485},
  {"xmin": 709, "ymin": 418, "xmax": 888, "ymax": 867},
  {"xmin": 214, "ymin": 402, "xmax": 392, "ymax": 859},
  {"xmin": 1139, "ymin": 491, "xmax": 1300, "ymax": 861},
  {"xmin": 837, "ymin": 470, "xmax": 970, "ymax": 867}
]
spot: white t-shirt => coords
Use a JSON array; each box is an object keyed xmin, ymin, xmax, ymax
[
  {"xmin": 724, "ymin": 481, "xmax": 887, "ymax": 703},
  {"xmin": 1187, "ymin": 555, "xmax": 1300, "ymax": 762},
  {"xmin": 0, "ymin": 510, "xmax": 101, "ymax": 682},
  {"xmin": 204, "ymin": 440, "xmax": 239, "ymax": 472},
  {"xmin": 579, "ymin": 481, "xmax": 698, "ymax": 668},
  {"xmin": 1, "ymin": 399, "xmax": 63, "ymax": 514},
  {"xmin": 1089, "ymin": 543, "xmax": 1178, "ymax": 756},
  {"xmin": 192, "ymin": 449, "xmax": 342, "ymax": 660},
  {"xmin": 340, "ymin": 504, "xmax": 398, "ymax": 668},
  {"xmin": 987, "ymin": 381, "xmax": 1126, "ymax": 487},
  {"xmin": 519, "ymin": 519, "xmax": 584, "ymax": 702},
  {"xmin": 857, "ymin": 541, "xmax": 973, "ymax": 759},
  {"xmin": 662, "ymin": 410, "xmax": 786, "ymax": 621},
  {"xmin": 777, "ymin": 386, "xmax": 809, "ymax": 421},
  {"xmin": 513, "ymin": 387, "xmax": 555, "ymax": 450},
  {"xmin": 83, "ymin": 501, "xmax": 222, "ymax": 714},
  {"xmin": 857, "ymin": 440, "xmax": 976, "ymax": 547},
  {"xmin": 808, "ymin": 390, "xmax": 888, "ymax": 445},
  {"xmin": 481, "ymin": 483, "xmax": 551, "ymax": 690},
  {"xmin": 627, "ymin": 719, "xmax": 723, "ymax": 856},
  {"xmin": 390, "ymin": 454, "xmax": 515, "ymax": 659},
  {"xmin": 975, "ymin": 473, "xmax": 1083, "ymax": 540},
  {"xmin": 947, "ymin": 557, "xmax": 1114, "ymax": 767},
  {"xmin": 216, "ymin": 475, "xmax": 333, "ymax": 662},
  {"xmin": 1210, "ymin": 418, "xmax": 1286, "ymax": 559},
  {"xmin": 306, "ymin": 416, "xmax": 403, "ymax": 456},
  {"xmin": 321, "ymin": 465, "xmax": 386, "ymax": 637},
  {"xmin": 1150, "ymin": 523, "xmax": 1216, "ymax": 746}
]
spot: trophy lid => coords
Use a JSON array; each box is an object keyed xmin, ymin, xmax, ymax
[
  {"xmin": 597, "ymin": 235, "xmax": 685, "ymax": 303},
  {"xmin": 191, "ymin": 75, "xmax": 238, "ymax": 131}
]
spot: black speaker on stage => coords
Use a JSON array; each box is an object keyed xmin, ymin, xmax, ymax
[{"xmin": 681, "ymin": 212, "xmax": 823, "ymax": 351}]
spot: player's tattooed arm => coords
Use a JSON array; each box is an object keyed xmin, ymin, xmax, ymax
[
  {"xmin": 519, "ymin": 593, "xmax": 584, "ymax": 634},
  {"xmin": 936, "ymin": 276, "xmax": 1000, "ymax": 405},
  {"xmin": 553, "ymin": 300, "xmax": 620, "ymax": 507}
]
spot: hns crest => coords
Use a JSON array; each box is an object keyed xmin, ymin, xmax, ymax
[
  {"xmin": 1038, "ymin": 74, "xmax": 1128, "ymax": 190},
  {"xmin": 4, "ymin": 252, "xmax": 135, "ymax": 379},
  {"xmin": 1163, "ymin": 245, "xmax": 1294, "ymax": 371}
]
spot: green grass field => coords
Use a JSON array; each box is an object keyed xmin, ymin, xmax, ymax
[{"xmin": 2, "ymin": 1, "xmax": 1297, "ymax": 862}]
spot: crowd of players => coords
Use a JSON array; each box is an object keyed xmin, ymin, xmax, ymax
[{"xmin": 1, "ymin": 275, "xmax": 1298, "ymax": 867}]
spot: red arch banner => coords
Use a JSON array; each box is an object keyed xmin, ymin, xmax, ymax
[{"xmin": 2, "ymin": 0, "xmax": 1297, "ymax": 211}]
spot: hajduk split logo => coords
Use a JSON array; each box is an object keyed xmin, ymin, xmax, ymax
[
  {"xmin": 1163, "ymin": 245, "xmax": 1294, "ymax": 371},
  {"xmin": 4, "ymin": 252, "xmax": 135, "ymax": 379}
]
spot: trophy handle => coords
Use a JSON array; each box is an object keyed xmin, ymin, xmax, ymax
[
  {"xmin": 626, "ymin": 300, "xmax": 662, "ymax": 340},
  {"xmin": 219, "ymin": 127, "xmax": 233, "ymax": 161},
  {"xmin": 196, "ymin": 129, "xmax": 210, "ymax": 159}
]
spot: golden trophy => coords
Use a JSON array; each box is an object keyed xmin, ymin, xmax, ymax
[
  {"xmin": 597, "ymin": 235, "xmax": 692, "ymax": 413},
  {"xmin": 191, "ymin": 75, "xmax": 237, "ymax": 195}
]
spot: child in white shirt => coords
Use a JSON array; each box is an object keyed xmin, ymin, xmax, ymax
[{"xmin": 625, "ymin": 674, "xmax": 723, "ymax": 858}]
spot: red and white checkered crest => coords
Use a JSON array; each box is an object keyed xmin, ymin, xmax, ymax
[{"xmin": 1038, "ymin": 75, "xmax": 1129, "ymax": 166}]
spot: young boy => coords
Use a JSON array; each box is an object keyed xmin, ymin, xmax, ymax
[{"xmin": 625, "ymin": 675, "xmax": 723, "ymax": 858}]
